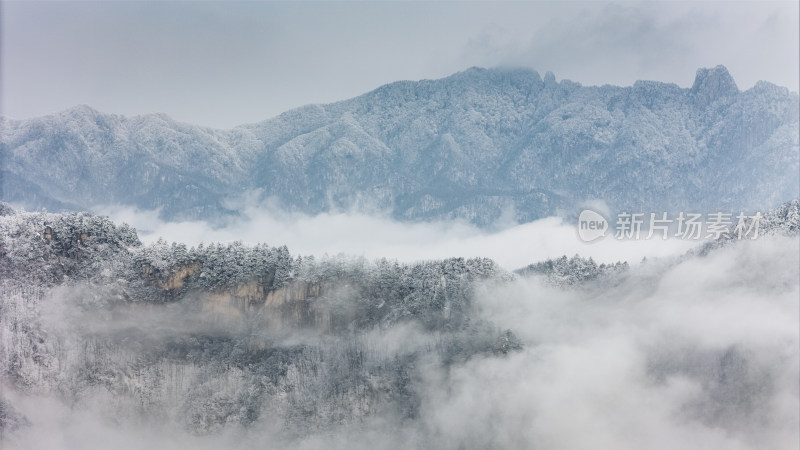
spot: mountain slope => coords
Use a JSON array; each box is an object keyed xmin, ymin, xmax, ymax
[
  {"xmin": 2, "ymin": 66, "xmax": 797, "ymax": 225},
  {"xmin": 1, "ymin": 202, "xmax": 798, "ymax": 447}
]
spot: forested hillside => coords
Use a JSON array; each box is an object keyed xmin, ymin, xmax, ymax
[{"xmin": 1, "ymin": 200, "xmax": 797, "ymax": 447}]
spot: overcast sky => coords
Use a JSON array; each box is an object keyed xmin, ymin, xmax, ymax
[{"xmin": 2, "ymin": 1, "xmax": 798, "ymax": 128}]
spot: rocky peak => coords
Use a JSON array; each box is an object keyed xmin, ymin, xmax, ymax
[
  {"xmin": 690, "ymin": 65, "xmax": 739, "ymax": 107},
  {"xmin": 544, "ymin": 71, "xmax": 557, "ymax": 88}
]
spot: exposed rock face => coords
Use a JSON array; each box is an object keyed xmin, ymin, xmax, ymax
[
  {"xmin": 691, "ymin": 65, "xmax": 739, "ymax": 108},
  {"xmin": 158, "ymin": 263, "xmax": 201, "ymax": 292},
  {"xmin": 198, "ymin": 279, "xmax": 329, "ymax": 329}
]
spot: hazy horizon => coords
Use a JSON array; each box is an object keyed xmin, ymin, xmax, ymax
[{"xmin": 2, "ymin": 1, "xmax": 798, "ymax": 128}]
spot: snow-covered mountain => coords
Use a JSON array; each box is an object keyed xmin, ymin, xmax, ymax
[{"xmin": 2, "ymin": 66, "xmax": 797, "ymax": 225}]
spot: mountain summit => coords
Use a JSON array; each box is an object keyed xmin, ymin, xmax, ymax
[
  {"xmin": 1, "ymin": 66, "xmax": 797, "ymax": 225},
  {"xmin": 691, "ymin": 65, "xmax": 739, "ymax": 107}
]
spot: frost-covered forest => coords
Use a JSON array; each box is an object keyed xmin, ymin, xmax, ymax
[
  {"xmin": 0, "ymin": 201, "xmax": 522, "ymax": 445},
  {"xmin": 1, "ymin": 200, "xmax": 798, "ymax": 448}
]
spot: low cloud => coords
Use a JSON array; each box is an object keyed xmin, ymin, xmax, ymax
[
  {"xmin": 98, "ymin": 203, "xmax": 697, "ymax": 270},
  {"xmin": 460, "ymin": 2, "xmax": 799, "ymax": 92},
  {"xmin": 422, "ymin": 235, "xmax": 799, "ymax": 449}
]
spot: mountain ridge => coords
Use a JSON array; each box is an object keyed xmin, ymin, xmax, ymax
[
  {"xmin": 6, "ymin": 65, "xmax": 795, "ymax": 129},
  {"xmin": 2, "ymin": 65, "xmax": 798, "ymax": 225}
]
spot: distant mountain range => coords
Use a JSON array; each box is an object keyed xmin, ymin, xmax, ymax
[{"xmin": 2, "ymin": 65, "xmax": 797, "ymax": 225}]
